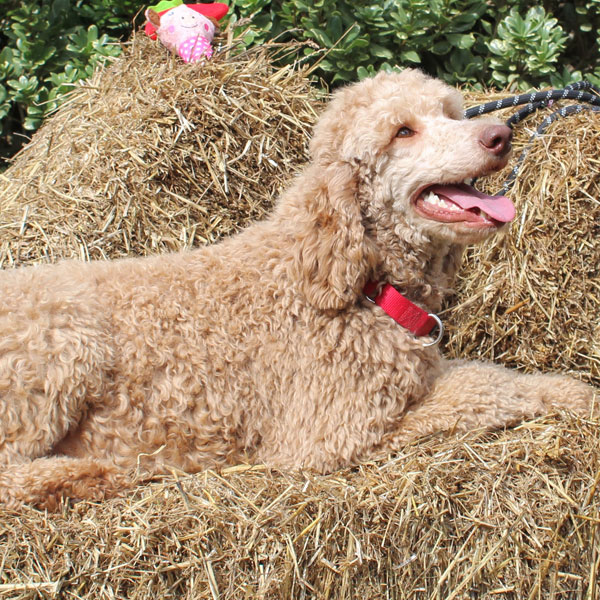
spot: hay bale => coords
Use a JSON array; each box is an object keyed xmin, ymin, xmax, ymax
[
  {"xmin": 0, "ymin": 43, "xmax": 599, "ymax": 598},
  {"xmin": 0, "ymin": 35, "xmax": 320, "ymax": 266},
  {"xmin": 445, "ymin": 95, "xmax": 600, "ymax": 388},
  {"xmin": 1, "ymin": 417, "xmax": 598, "ymax": 598}
]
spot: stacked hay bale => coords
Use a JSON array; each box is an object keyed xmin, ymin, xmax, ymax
[
  {"xmin": 445, "ymin": 95, "xmax": 600, "ymax": 389},
  {"xmin": 0, "ymin": 35, "xmax": 320, "ymax": 266},
  {"xmin": 0, "ymin": 35, "xmax": 598, "ymax": 599}
]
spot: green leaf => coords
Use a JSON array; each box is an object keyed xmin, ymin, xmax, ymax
[
  {"xmin": 446, "ymin": 33, "xmax": 475, "ymax": 50},
  {"xmin": 369, "ymin": 44, "xmax": 393, "ymax": 59},
  {"xmin": 431, "ymin": 41, "xmax": 451, "ymax": 54},
  {"xmin": 87, "ymin": 25, "xmax": 99, "ymax": 44},
  {"xmin": 331, "ymin": 70, "xmax": 353, "ymax": 84},
  {"xmin": 23, "ymin": 116, "xmax": 43, "ymax": 130},
  {"xmin": 326, "ymin": 14, "xmax": 343, "ymax": 41},
  {"xmin": 356, "ymin": 66, "xmax": 369, "ymax": 80},
  {"xmin": 480, "ymin": 19, "xmax": 493, "ymax": 35},
  {"xmin": 400, "ymin": 50, "xmax": 421, "ymax": 63},
  {"xmin": 307, "ymin": 27, "xmax": 334, "ymax": 48}
]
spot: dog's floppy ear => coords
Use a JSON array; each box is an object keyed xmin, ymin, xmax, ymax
[{"xmin": 289, "ymin": 162, "xmax": 375, "ymax": 311}]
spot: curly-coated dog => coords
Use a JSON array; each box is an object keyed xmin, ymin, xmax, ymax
[{"xmin": 0, "ymin": 70, "xmax": 594, "ymax": 510}]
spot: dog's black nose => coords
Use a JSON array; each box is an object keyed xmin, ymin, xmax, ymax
[{"xmin": 479, "ymin": 125, "xmax": 512, "ymax": 157}]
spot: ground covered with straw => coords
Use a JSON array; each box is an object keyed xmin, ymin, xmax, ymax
[
  {"xmin": 1, "ymin": 417, "xmax": 599, "ymax": 599},
  {"xmin": 0, "ymin": 35, "xmax": 599, "ymax": 599}
]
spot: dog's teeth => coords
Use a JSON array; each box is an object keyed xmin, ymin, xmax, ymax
[
  {"xmin": 463, "ymin": 178, "xmax": 474, "ymax": 185},
  {"xmin": 424, "ymin": 191, "xmax": 439, "ymax": 205},
  {"xmin": 423, "ymin": 191, "xmax": 461, "ymax": 212}
]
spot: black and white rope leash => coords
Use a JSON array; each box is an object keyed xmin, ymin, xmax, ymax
[{"xmin": 465, "ymin": 81, "xmax": 600, "ymax": 195}]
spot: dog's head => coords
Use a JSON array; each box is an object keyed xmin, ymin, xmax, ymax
[
  {"xmin": 310, "ymin": 69, "xmax": 514, "ymax": 245},
  {"xmin": 288, "ymin": 70, "xmax": 515, "ymax": 310}
]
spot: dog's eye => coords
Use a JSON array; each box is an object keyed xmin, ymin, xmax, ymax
[{"xmin": 396, "ymin": 126, "xmax": 415, "ymax": 138}]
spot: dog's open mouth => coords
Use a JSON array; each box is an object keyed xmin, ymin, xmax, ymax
[{"xmin": 414, "ymin": 183, "xmax": 516, "ymax": 227}]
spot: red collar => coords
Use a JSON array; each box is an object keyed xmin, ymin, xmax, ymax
[{"xmin": 364, "ymin": 282, "xmax": 443, "ymax": 346}]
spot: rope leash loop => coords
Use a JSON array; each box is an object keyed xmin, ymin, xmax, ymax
[
  {"xmin": 500, "ymin": 103, "xmax": 600, "ymax": 195},
  {"xmin": 465, "ymin": 81, "xmax": 600, "ymax": 194},
  {"xmin": 464, "ymin": 84, "xmax": 600, "ymax": 119}
]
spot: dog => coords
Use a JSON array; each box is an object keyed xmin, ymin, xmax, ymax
[{"xmin": 0, "ymin": 69, "xmax": 594, "ymax": 510}]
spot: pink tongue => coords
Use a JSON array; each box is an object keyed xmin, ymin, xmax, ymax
[{"xmin": 429, "ymin": 184, "xmax": 516, "ymax": 223}]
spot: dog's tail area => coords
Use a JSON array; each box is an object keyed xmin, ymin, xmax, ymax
[{"xmin": 0, "ymin": 457, "xmax": 133, "ymax": 511}]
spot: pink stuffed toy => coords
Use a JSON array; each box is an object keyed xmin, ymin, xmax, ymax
[{"xmin": 145, "ymin": 1, "xmax": 228, "ymax": 63}]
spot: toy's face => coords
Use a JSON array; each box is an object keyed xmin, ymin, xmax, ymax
[{"xmin": 159, "ymin": 5, "xmax": 216, "ymax": 46}]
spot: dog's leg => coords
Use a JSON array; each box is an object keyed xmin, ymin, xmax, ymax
[
  {"xmin": 0, "ymin": 456, "xmax": 133, "ymax": 510},
  {"xmin": 0, "ymin": 360, "xmax": 107, "ymax": 466},
  {"xmin": 383, "ymin": 359, "xmax": 595, "ymax": 447},
  {"xmin": 0, "ymin": 271, "xmax": 112, "ymax": 465}
]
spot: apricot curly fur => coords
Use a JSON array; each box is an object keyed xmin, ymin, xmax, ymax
[{"xmin": 0, "ymin": 70, "xmax": 595, "ymax": 509}]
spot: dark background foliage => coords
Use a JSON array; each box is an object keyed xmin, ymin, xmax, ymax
[{"xmin": 0, "ymin": 0, "xmax": 142, "ymax": 162}]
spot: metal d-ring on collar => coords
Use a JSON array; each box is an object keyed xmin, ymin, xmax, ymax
[{"xmin": 423, "ymin": 313, "xmax": 444, "ymax": 347}]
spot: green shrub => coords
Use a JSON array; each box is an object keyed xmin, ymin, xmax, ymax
[
  {"xmin": 0, "ymin": 0, "xmax": 141, "ymax": 163},
  {"xmin": 487, "ymin": 6, "xmax": 568, "ymax": 88},
  {"xmin": 230, "ymin": 0, "xmax": 600, "ymax": 88},
  {"xmin": 231, "ymin": 0, "xmax": 489, "ymax": 84}
]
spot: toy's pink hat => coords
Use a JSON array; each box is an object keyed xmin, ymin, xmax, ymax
[{"xmin": 144, "ymin": 1, "xmax": 229, "ymax": 39}]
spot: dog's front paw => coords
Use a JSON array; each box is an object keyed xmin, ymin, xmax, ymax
[{"xmin": 522, "ymin": 373, "xmax": 596, "ymax": 416}]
